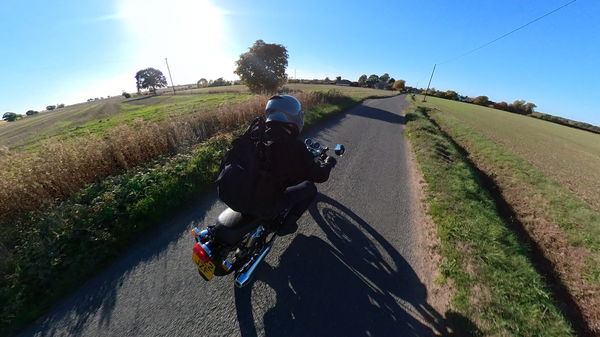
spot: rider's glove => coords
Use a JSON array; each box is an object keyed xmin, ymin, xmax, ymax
[{"xmin": 325, "ymin": 156, "xmax": 337, "ymax": 168}]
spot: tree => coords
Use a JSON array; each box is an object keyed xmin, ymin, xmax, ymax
[
  {"xmin": 46, "ymin": 105, "xmax": 56, "ymax": 111},
  {"xmin": 510, "ymin": 99, "xmax": 525, "ymax": 113},
  {"xmin": 388, "ymin": 78, "xmax": 395, "ymax": 85},
  {"xmin": 524, "ymin": 102, "xmax": 537, "ymax": 114},
  {"xmin": 380, "ymin": 73, "xmax": 390, "ymax": 83},
  {"xmin": 444, "ymin": 90, "xmax": 458, "ymax": 100},
  {"xmin": 197, "ymin": 78, "xmax": 208, "ymax": 88},
  {"xmin": 209, "ymin": 77, "xmax": 229, "ymax": 87},
  {"xmin": 494, "ymin": 101, "xmax": 509, "ymax": 111},
  {"xmin": 324, "ymin": 76, "xmax": 331, "ymax": 82},
  {"xmin": 2, "ymin": 112, "xmax": 17, "ymax": 122},
  {"xmin": 122, "ymin": 92, "xmax": 131, "ymax": 98},
  {"xmin": 471, "ymin": 96, "xmax": 489, "ymax": 106},
  {"xmin": 234, "ymin": 40, "xmax": 288, "ymax": 93},
  {"xmin": 335, "ymin": 76, "xmax": 342, "ymax": 82},
  {"xmin": 135, "ymin": 67, "xmax": 167, "ymax": 94},
  {"xmin": 57, "ymin": 103, "xmax": 65, "ymax": 108},
  {"xmin": 367, "ymin": 74, "xmax": 379, "ymax": 88},
  {"xmin": 358, "ymin": 74, "xmax": 367, "ymax": 86},
  {"xmin": 25, "ymin": 110, "xmax": 39, "ymax": 116},
  {"xmin": 392, "ymin": 79, "xmax": 406, "ymax": 91}
]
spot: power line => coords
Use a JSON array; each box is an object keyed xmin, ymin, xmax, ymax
[{"xmin": 439, "ymin": 0, "xmax": 576, "ymax": 65}]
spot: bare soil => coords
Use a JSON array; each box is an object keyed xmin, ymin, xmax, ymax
[{"xmin": 406, "ymin": 137, "xmax": 452, "ymax": 334}]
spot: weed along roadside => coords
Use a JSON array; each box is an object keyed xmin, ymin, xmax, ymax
[
  {"xmin": 0, "ymin": 89, "xmax": 395, "ymax": 337},
  {"xmin": 404, "ymin": 105, "xmax": 574, "ymax": 336}
]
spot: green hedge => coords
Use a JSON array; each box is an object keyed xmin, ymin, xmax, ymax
[{"xmin": 0, "ymin": 136, "xmax": 230, "ymax": 336}]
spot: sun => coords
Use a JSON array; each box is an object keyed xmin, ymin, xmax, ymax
[{"xmin": 119, "ymin": 0, "xmax": 233, "ymax": 83}]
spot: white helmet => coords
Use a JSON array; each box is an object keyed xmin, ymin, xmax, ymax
[{"xmin": 265, "ymin": 95, "xmax": 304, "ymax": 134}]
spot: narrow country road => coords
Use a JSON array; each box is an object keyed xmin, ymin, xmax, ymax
[{"xmin": 18, "ymin": 95, "xmax": 448, "ymax": 337}]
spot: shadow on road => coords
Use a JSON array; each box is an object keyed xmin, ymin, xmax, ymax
[
  {"xmin": 235, "ymin": 194, "xmax": 480, "ymax": 337},
  {"xmin": 347, "ymin": 102, "xmax": 406, "ymax": 125}
]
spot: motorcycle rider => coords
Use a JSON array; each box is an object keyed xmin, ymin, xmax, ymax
[{"xmin": 256, "ymin": 94, "xmax": 336, "ymax": 235}]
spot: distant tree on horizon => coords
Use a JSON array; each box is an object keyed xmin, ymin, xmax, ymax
[
  {"xmin": 444, "ymin": 90, "xmax": 458, "ymax": 100},
  {"xmin": 135, "ymin": 67, "xmax": 167, "ymax": 95},
  {"xmin": 209, "ymin": 77, "xmax": 230, "ymax": 87},
  {"xmin": 358, "ymin": 74, "xmax": 367, "ymax": 86},
  {"xmin": 335, "ymin": 76, "xmax": 342, "ymax": 82},
  {"xmin": 392, "ymin": 80, "xmax": 405, "ymax": 91},
  {"xmin": 380, "ymin": 73, "xmax": 390, "ymax": 83},
  {"xmin": 367, "ymin": 74, "xmax": 379, "ymax": 88},
  {"xmin": 2, "ymin": 112, "xmax": 18, "ymax": 122},
  {"xmin": 471, "ymin": 96, "xmax": 489, "ymax": 106},
  {"xmin": 197, "ymin": 78, "xmax": 208, "ymax": 88},
  {"xmin": 234, "ymin": 40, "xmax": 288, "ymax": 93}
]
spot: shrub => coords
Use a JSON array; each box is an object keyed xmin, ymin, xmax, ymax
[
  {"xmin": 2, "ymin": 112, "xmax": 17, "ymax": 121},
  {"xmin": 46, "ymin": 105, "xmax": 56, "ymax": 111},
  {"xmin": 470, "ymin": 96, "xmax": 489, "ymax": 106},
  {"xmin": 122, "ymin": 92, "xmax": 132, "ymax": 99}
]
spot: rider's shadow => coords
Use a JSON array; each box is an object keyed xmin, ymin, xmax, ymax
[{"xmin": 235, "ymin": 194, "xmax": 477, "ymax": 337}]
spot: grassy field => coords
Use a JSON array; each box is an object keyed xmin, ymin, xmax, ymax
[
  {"xmin": 0, "ymin": 84, "xmax": 395, "ymax": 151},
  {"xmin": 405, "ymin": 105, "xmax": 573, "ymax": 336},
  {"xmin": 163, "ymin": 83, "xmax": 398, "ymax": 101},
  {"xmin": 413, "ymin": 95, "xmax": 600, "ymax": 334},
  {"xmin": 0, "ymin": 93, "xmax": 250, "ymax": 150},
  {"xmin": 418, "ymin": 97, "xmax": 600, "ymax": 212}
]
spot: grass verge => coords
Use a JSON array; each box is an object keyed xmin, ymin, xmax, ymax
[
  {"xmin": 417, "ymin": 96, "xmax": 600, "ymax": 334},
  {"xmin": 404, "ymin": 105, "xmax": 574, "ymax": 336},
  {"xmin": 0, "ymin": 90, "xmax": 387, "ymax": 337}
]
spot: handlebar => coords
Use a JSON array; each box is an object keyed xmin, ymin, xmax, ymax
[{"xmin": 304, "ymin": 138, "xmax": 346, "ymax": 159}]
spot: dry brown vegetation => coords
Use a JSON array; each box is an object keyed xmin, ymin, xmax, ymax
[{"xmin": 0, "ymin": 91, "xmax": 335, "ymax": 224}]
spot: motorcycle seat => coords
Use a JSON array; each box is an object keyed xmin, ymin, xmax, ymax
[{"xmin": 214, "ymin": 208, "xmax": 262, "ymax": 246}]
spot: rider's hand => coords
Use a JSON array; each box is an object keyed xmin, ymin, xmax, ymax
[{"xmin": 325, "ymin": 156, "xmax": 337, "ymax": 168}]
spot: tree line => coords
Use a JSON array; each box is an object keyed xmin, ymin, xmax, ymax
[
  {"xmin": 422, "ymin": 88, "xmax": 600, "ymax": 134},
  {"xmin": 424, "ymin": 88, "xmax": 537, "ymax": 115}
]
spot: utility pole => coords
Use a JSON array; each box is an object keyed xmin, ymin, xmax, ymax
[
  {"xmin": 422, "ymin": 64, "xmax": 436, "ymax": 102},
  {"xmin": 164, "ymin": 58, "xmax": 176, "ymax": 95}
]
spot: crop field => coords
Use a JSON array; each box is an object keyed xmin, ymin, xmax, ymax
[
  {"xmin": 0, "ymin": 84, "xmax": 395, "ymax": 151},
  {"xmin": 420, "ymin": 96, "xmax": 600, "ymax": 212},
  {"xmin": 171, "ymin": 83, "xmax": 397, "ymax": 100},
  {"xmin": 0, "ymin": 85, "xmax": 395, "ymax": 221},
  {"xmin": 0, "ymin": 93, "xmax": 250, "ymax": 150},
  {"xmin": 414, "ymin": 95, "xmax": 600, "ymax": 333}
]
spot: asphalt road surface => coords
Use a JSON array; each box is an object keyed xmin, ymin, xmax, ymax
[{"xmin": 18, "ymin": 95, "xmax": 449, "ymax": 337}]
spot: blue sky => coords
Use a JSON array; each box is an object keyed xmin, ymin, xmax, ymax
[{"xmin": 1, "ymin": 0, "xmax": 598, "ymax": 125}]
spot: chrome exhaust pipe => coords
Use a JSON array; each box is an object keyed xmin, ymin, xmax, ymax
[{"xmin": 235, "ymin": 245, "xmax": 271, "ymax": 288}]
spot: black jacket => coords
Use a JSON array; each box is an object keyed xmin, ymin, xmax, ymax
[{"xmin": 264, "ymin": 123, "xmax": 333, "ymax": 193}]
